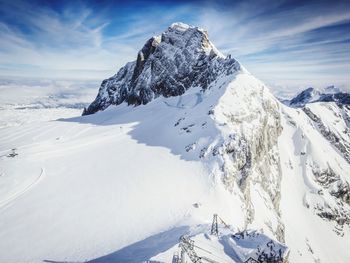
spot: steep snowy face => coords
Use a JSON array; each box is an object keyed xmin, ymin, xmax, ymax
[
  {"xmin": 83, "ymin": 22, "xmax": 241, "ymax": 115},
  {"xmin": 279, "ymin": 100, "xmax": 350, "ymax": 261},
  {"xmin": 205, "ymin": 74, "xmax": 284, "ymax": 240}
]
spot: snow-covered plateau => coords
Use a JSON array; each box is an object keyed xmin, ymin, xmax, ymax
[{"xmin": 1, "ymin": 23, "xmax": 350, "ymax": 263}]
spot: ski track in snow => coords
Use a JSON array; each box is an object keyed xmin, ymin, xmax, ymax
[{"xmin": 0, "ymin": 168, "xmax": 45, "ymax": 209}]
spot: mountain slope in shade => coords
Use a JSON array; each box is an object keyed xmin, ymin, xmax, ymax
[{"xmin": 1, "ymin": 23, "xmax": 350, "ymax": 263}]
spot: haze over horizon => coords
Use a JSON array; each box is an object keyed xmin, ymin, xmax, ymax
[{"xmin": 1, "ymin": 0, "xmax": 350, "ymax": 94}]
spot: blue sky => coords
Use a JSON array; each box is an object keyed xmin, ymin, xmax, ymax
[{"xmin": 0, "ymin": 0, "xmax": 350, "ymax": 92}]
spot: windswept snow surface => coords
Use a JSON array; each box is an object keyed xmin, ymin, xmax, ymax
[
  {"xmin": 0, "ymin": 72, "xmax": 250, "ymax": 262},
  {"xmin": 1, "ymin": 69, "xmax": 350, "ymax": 262}
]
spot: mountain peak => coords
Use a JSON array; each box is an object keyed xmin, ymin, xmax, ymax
[
  {"xmin": 169, "ymin": 22, "xmax": 192, "ymax": 31},
  {"xmin": 83, "ymin": 23, "xmax": 240, "ymax": 115},
  {"xmin": 325, "ymin": 85, "xmax": 341, "ymax": 94},
  {"xmin": 161, "ymin": 22, "xmax": 223, "ymax": 57},
  {"xmin": 289, "ymin": 87, "xmax": 321, "ymax": 107},
  {"xmin": 288, "ymin": 85, "xmax": 349, "ymax": 107}
]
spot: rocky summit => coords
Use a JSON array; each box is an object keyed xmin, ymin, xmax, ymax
[{"xmin": 83, "ymin": 22, "xmax": 240, "ymax": 115}]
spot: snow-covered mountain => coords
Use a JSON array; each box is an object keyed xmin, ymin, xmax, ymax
[
  {"xmin": 287, "ymin": 86, "xmax": 350, "ymax": 107},
  {"xmin": 83, "ymin": 22, "xmax": 240, "ymax": 115},
  {"xmin": 288, "ymin": 87, "xmax": 322, "ymax": 107},
  {"xmin": 1, "ymin": 23, "xmax": 350, "ymax": 263}
]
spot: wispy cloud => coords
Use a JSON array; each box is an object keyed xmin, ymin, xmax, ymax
[
  {"xmin": 0, "ymin": 0, "xmax": 349, "ymax": 93},
  {"xmin": 192, "ymin": 0, "xmax": 350, "ymax": 91},
  {"xmin": 0, "ymin": 0, "xmax": 196, "ymax": 79},
  {"xmin": 0, "ymin": 0, "xmax": 122, "ymax": 79}
]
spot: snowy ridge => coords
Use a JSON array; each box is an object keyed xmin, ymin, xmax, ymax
[{"xmin": 1, "ymin": 23, "xmax": 350, "ymax": 262}]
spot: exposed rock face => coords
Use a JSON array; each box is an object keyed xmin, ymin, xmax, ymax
[
  {"xmin": 204, "ymin": 74, "xmax": 284, "ymax": 241},
  {"xmin": 311, "ymin": 165, "xmax": 350, "ymax": 231},
  {"xmin": 83, "ymin": 22, "xmax": 240, "ymax": 115}
]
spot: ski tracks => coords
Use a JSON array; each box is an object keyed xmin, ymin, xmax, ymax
[{"xmin": 0, "ymin": 168, "xmax": 45, "ymax": 209}]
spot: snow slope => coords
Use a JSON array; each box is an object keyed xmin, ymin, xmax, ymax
[
  {"xmin": 0, "ymin": 71, "xmax": 258, "ymax": 262},
  {"xmin": 1, "ymin": 23, "xmax": 350, "ymax": 262},
  {"xmin": 2, "ymin": 70, "xmax": 349, "ymax": 262},
  {"xmin": 279, "ymin": 104, "xmax": 350, "ymax": 262}
]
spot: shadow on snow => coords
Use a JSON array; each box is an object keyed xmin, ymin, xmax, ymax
[{"xmin": 43, "ymin": 226, "xmax": 189, "ymax": 263}]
